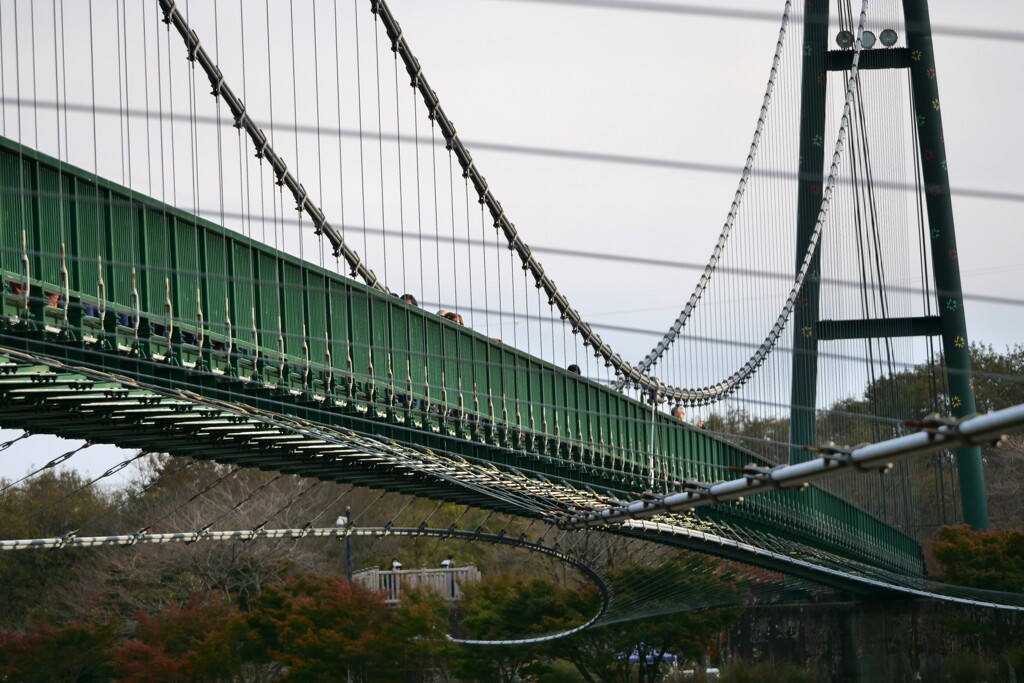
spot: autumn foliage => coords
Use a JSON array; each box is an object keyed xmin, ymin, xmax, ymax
[{"xmin": 933, "ymin": 525, "xmax": 1024, "ymax": 593}]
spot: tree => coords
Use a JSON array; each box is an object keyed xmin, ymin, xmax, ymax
[
  {"xmin": 703, "ymin": 408, "xmax": 790, "ymax": 463},
  {"xmin": 0, "ymin": 469, "xmax": 117, "ymax": 630},
  {"xmin": 969, "ymin": 343, "xmax": 1024, "ymax": 413},
  {"xmin": 559, "ymin": 558, "xmax": 744, "ymax": 683},
  {"xmin": 986, "ymin": 434, "xmax": 1024, "ymax": 529},
  {"xmin": 113, "ymin": 592, "xmax": 242, "ymax": 683},
  {"xmin": 706, "ymin": 342, "xmax": 1024, "ymax": 536},
  {"xmin": 381, "ymin": 586, "xmax": 458, "ymax": 682},
  {"xmin": 0, "ymin": 620, "xmax": 115, "ymax": 682},
  {"xmin": 452, "ymin": 573, "xmax": 589, "ymax": 682},
  {"xmin": 227, "ymin": 573, "xmax": 392, "ymax": 682},
  {"xmin": 933, "ymin": 525, "xmax": 1024, "ymax": 592}
]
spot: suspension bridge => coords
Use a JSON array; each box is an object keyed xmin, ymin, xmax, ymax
[{"xmin": 1, "ymin": 0, "xmax": 1023, "ymax": 633}]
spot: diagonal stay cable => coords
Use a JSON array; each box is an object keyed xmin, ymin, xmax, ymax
[
  {"xmin": 0, "ymin": 432, "xmax": 30, "ymax": 454},
  {"xmin": 192, "ymin": 471, "xmax": 287, "ymax": 534},
  {"xmin": 154, "ymin": 0, "xmax": 387, "ymax": 292},
  {"xmin": 137, "ymin": 463, "xmax": 243, "ymax": 534},
  {"xmin": 0, "ymin": 441, "xmax": 90, "ymax": 495},
  {"xmin": 251, "ymin": 479, "xmax": 328, "ymax": 532},
  {"xmin": 75, "ymin": 456, "xmax": 199, "ymax": 534},
  {"xmin": 0, "ymin": 449, "xmax": 145, "ymax": 536}
]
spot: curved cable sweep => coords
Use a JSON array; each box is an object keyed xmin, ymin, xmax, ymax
[
  {"xmin": 373, "ymin": 0, "xmax": 870, "ymax": 404},
  {"xmin": 155, "ymin": 0, "xmax": 388, "ymax": 292},
  {"xmin": 633, "ymin": 2, "xmax": 791, "ymax": 378},
  {"xmin": 157, "ymin": 0, "xmax": 866, "ymax": 405},
  {"xmin": 0, "ymin": 525, "xmax": 613, "ymax": 645}
]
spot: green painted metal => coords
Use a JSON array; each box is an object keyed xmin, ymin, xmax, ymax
[
  {"xmin": 817, "ymin": 316, "xmax": 944, "ymax": 341},
  {"xmin": 788, "ymin": 3, "xmax": 830, "ymax": 460},
  {"xmin": 790, "ymin": 0, "xmax": 987, "ymax": 530},
  {"xmin": 825, "ymin": 47, "xmax": 912, "ymax": 71},
  {"xmin": 902, "ymin": 0, "xmax": 988, "ymax": 530},
  {"xmin": 0, "ymin": 135, "xmax": 922, "ymax": 575}
]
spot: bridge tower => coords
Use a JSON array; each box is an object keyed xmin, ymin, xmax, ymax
[{"xmin": 788, "ymin": 0, "xmax": 988, "ymax": 529}]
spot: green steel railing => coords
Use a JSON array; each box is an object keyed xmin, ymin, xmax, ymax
[{"xmin": 0, "ymin": 135, "xmax": 922, "ymax": 575}]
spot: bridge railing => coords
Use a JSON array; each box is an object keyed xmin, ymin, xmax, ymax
[
  {"xmin": 0, "ymin": 136, "xmax": 922, "ymax": 576},
  {"xmin": 352, "ymin": 565, "xmax": 482, "ymax": 605}
]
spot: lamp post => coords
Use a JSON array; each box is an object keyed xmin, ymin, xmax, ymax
[{"xmin": 337, "ymin": 506, "xmax": 353, "ymax": 581}]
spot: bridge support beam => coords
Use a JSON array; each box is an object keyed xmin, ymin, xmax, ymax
[
  {"xmin": 902, "ymin": 0, "xmax": 988, "ymax": 530},
  {"xmin": 789, "ymin": 2, "xmax": 830, "ymax": 462}
]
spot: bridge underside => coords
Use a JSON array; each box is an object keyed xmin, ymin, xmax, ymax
[
  {"xmin": 0, "ymin": 136, "xmax": 924, "ymax": 580},
  {"xmin": 0, "ymin": 343, "xmax": 943, "ymax": 597}
]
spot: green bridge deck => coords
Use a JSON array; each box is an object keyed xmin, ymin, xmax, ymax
[{"xmin": 0, "ymin": 136, "xmax": 922, "ymax": 577}]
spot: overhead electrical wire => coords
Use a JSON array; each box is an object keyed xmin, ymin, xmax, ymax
[
  {"xmin": 2, "ymin": 98, "xmax": 1019, "ymax": 205},
  {"xmin": 481, "ymin": 0, "xmax": 1024, "ymax": 44}
]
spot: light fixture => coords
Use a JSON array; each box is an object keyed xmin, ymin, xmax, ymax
[
  {"xmin": 861, "ymin": 31, "xmax": 877, "ymax": 49},
  {"xmin": 836, "ymin": 30, "xmax": 854, "ymax": 49},
  {"xmin": 880, "ymin": 29, "xmax": 898, "ymax": 47}
]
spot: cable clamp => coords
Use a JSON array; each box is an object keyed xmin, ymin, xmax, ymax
[
  {"xmin": 905, "ymin": 413, "xmax": 963, "ymax": 438},
  {"xmin": 187, "ymin": 33, "xmax": 201, "ymax": 63},
  {"xmin": 736, "ymin": 464, "xmax": 777, "ymax": 481},
  {"xmin": 805, "ymin": 442, "xmax": 855, "ymax": 463},
  {"xmin": 681, "ymin": 480, "xmax": 712, "ymax": 495},
  {"xmin": 161, "ymin": 1, "xmax": 176, "ymax": 25},
  {"xmin": 210, "ymin": 73, "xmax": 224, "ymax": 98}
]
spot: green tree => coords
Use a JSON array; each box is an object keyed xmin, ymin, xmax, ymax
[
  {"xmin": 559, "ymin": 559, "xmax": 743, "ymax": 683},
  {"xmin": 453, "ymin": 573, "xmax": 588, "ymax": 682},
  {"xmin": 969, "ymin": 343, "xmax": 1024, "ymax": 413},
  {"xmin": 703, "ymin": 408, "xmax": 789, "ymax": 463},
  {"xmin": 933, "ymin": 525, "xmax": 1024, "ymax": 592},
  {"xmin": 0, "ymin": 469, "xmax": 116, "ymax": 630},
  {"xmin": 381, "ymin": 585, "xmax": 458, "ymax": 682}
]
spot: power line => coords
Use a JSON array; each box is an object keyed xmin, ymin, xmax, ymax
[
  {"xmin": 3, "ymin": 97, "xmax": 1022, "ymax": 205},
  {"xmin": 481, "ymin": 0, "xmax": 1024, "ymax": 44},
  {"xmin": 1, "ymin": 181, "xmax": 1021, "ymax": 310}
]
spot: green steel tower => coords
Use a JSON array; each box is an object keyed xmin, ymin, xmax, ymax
[{"xmin": 788, "ymin": 0, "xmax": 988, "ymax": 529}]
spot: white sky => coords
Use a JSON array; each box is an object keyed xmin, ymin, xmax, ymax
[{"xmin": 0, "ymin": 0, "xmax": 1021, "ymax": 483}]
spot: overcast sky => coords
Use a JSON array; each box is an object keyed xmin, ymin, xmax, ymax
[{"xmin": 0, "ymin": 0, "xmax": 1021, "ymax": 484}]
